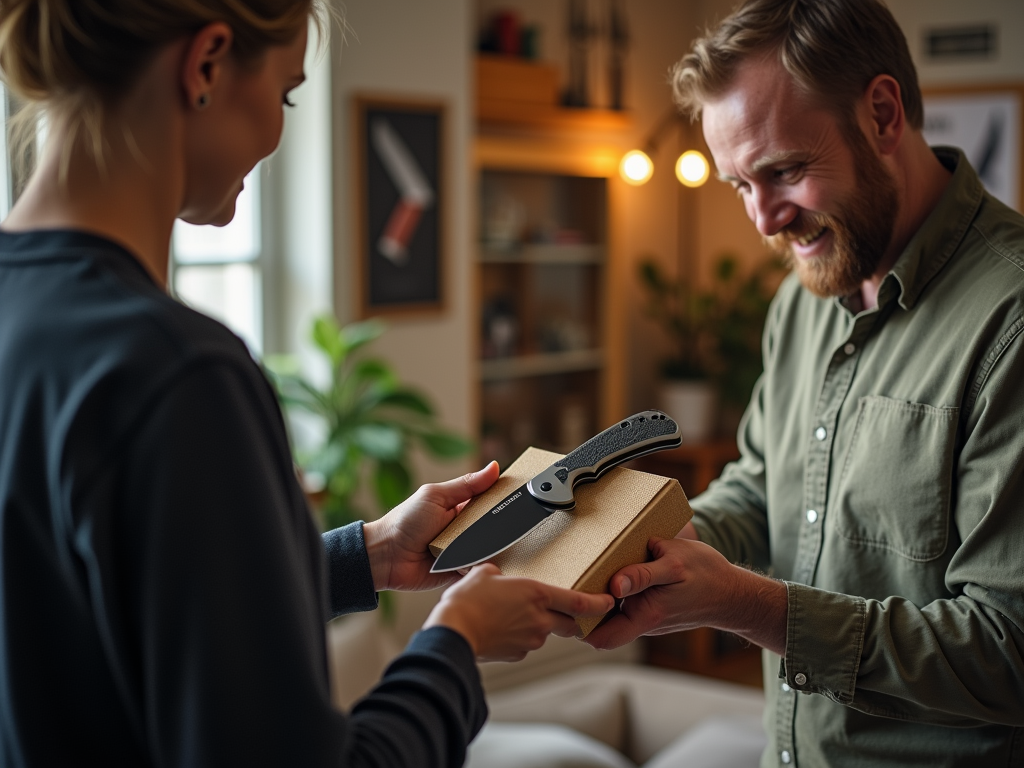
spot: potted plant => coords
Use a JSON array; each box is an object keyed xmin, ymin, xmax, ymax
[
  {"xmin": 265, "ymin": 314, "xmax": 474, "ymax": 531},
  {"xmin": 638, "ymin": 254, "xmax": 783, "ymax": 441}
]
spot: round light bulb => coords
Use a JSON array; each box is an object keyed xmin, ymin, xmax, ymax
[
  {"xmin": 620, "ymin": 150, "xmax": 654, "ymax": 186},
  {"xmin": 675, "ymin": 150, "xmax": 710, "ymax": 187}
]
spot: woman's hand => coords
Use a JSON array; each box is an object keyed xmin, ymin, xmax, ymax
[
  {"xmin": 424, "ymin": 564, "xmax": 615, "ymax": 662},
  {"xmin": 361, "ymin": 462, "xmax": 501, "ymax": 593},
  {"xmin": 583, "ymin": 537, "xmax": 788, "ymax": 655}
]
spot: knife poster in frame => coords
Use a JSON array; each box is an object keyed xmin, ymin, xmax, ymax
[
  {"xmin": 354, "ymin": 95, "xmax": 446, "ymax": 318},
  {"xmin": 922, "ymin": 84, "xmax": 1023, "ymax": 212}
]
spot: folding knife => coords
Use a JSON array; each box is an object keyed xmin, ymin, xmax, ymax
[{"xmin": 430, "ymin": 410, "xmax": 682, "ymax": 573}]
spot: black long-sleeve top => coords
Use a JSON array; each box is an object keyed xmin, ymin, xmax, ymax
[{"xmin": 0, "ymin": 229, "xmax": 486, "ymax": 766}]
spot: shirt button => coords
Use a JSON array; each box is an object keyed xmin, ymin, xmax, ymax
[
  {"xmin": 781, "ymin": 682, "xmax": 791, "ymax": 692},
  {"xmin": 806, "ymin": 509, "xmax": 818, "ymax": 523},
  {"xmin": 794, "ymin": 673, "xmax": 808, "ymax": 686},
  {"xmin": 781, "ymin": 750, "xmax": 792, "ymax": 764},
  {"xmin": 815, "ymin": 426, "xmax": 827, "ymax": 441},
  {"xmin": 844, "ymin": 342, "xmax": 856, "ymax": 355}
]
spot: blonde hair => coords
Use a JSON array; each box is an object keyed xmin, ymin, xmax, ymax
[
  {"xmin": 0, "ymin": 0, "xmax": 326, "ymax": 178},
  {"xmin": 672, "ymin": 0, "xmax": 922, "ymax": 130}
]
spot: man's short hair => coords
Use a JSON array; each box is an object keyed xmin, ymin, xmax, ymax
[{"xmin": 672, "ymin": 0, "xmax": 922, "ymax": 129}]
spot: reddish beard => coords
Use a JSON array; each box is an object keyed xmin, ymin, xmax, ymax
[{"xmin": 765, "ymin": 126, "xmax": 900, "ymax": 299}]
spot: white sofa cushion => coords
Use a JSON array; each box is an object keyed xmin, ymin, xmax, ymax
[
  {"xmin": 467, "ymin": 723, "xmax": 638, "ymax": 768},
  {"xmin": 643, "ymin": 716, "xmax": 766, "ymax": 768},
  {"xmin": 488, "ymin": 678, "xmax": 628, "ymax": 751},
  {"xmin": 485, "ymin": 664, "xmax": 764, "ymax": 764}
]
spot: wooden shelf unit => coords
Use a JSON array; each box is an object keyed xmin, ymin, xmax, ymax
[{"xmin": 473, "ymin": 135, "xmax": 628, "ymax": 468}]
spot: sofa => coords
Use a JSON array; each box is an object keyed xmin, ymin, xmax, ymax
[{"xmin": 327, "ymin": 611, "xmax": 766, "ymax": 768}]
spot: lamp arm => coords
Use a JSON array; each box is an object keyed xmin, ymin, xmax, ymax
[{"xmin": 643, "ymin": 106, "xmax": 685, "ymax": 156}]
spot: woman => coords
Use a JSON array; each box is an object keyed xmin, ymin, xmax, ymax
[{"xmin": 0, "ymin": 1, "xmax": 613, "ymax": 765}]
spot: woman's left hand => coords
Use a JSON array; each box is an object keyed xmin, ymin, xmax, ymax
[{"xmin": 361, "ymin": 462, "xmax": 500, "ymax": 592}]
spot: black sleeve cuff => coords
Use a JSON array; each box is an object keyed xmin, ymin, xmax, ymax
[{"xmin": 322, "ymin": 522, "xmax": 379, "ymax": 618}]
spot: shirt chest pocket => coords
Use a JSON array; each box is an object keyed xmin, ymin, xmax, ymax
[{"xmin": 833, "ymin": 395, "xmax": 958, "ymax": 562}]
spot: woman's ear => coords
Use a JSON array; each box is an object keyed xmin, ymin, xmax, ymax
[
  {"xmin": 180, "ymin": 22, "xmax": 234, "ymax": 111},
  {"xmin": 864, "ymin": 74, "xmax": 905, "ymax": 157}
]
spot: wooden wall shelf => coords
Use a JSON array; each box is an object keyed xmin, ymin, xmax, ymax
[
  {"xmin": 478, "ymin": 100, "xmax": 632, "ymax": 133},
  {"xmin": 475, "ymin": 55, "xmax": 632, "ymax": 133}
]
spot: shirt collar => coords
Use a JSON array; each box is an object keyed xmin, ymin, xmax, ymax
[{"xmin": 886, "ymin": 146, "xmax": 985, "ymax": 311}]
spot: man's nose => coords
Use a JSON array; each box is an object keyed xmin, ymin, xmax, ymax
[{"xmin": 748, "ymin": 187, "xmax": 797, "ymax": 238}]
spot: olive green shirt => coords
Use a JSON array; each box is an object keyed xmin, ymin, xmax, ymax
[{"xmin": 690, "ymin": 148, "xmax": 1024, "ymax": 767}]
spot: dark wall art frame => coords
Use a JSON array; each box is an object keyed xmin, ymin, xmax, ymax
[{"xmin": 354, "ymin": 95, "xmax": 447, "ymax": 318}]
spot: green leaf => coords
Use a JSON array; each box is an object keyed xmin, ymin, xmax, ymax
[
  {"xmin": 327, "ymin": 464, "xmax": 359, "ymax": 499},
  {"xmin": 351, "ymin": 358, "xmax": 394, "ymax": 386},
  {"xmin": 262, "ymin": 353, "xmax": 300, "ymax": 377},
  {"xmin": 304, "ymin": 441, "xmax": 347, "ymax": 478},
  {"xmin": 340, "ymin": 319, "xmax": 386, "ymax": 355},
  {"xmin": 312, "ymin": 315, "xmax": 345, "ymax": 366},
  {"xmin": 376, "ymin": 388, "xmax": 434, "ymax": 416},
  {"xmin": 353, "ymin": 423, "xmax": 404, "ymax": 459},
  {"xmin": 374, "ymin": 460, "xmax": 412, "ymax": 510},
  {"xmin": 419, "ymin": 430, "xmax": 475, "ymax": 458},
  {"xmin": 715, "ymin": 255, "xmax": 737, "ymax": 282}
]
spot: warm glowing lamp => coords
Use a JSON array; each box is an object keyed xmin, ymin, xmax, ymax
[
  {"xmin": 675, "ymin": 150, "xmax": 710, "ymax": 187},
  {"xmin": 619, "ymin": 149, "xmax": 654, "ymax": 186}
]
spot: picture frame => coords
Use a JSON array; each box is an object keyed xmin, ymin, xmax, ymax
[
  {"xmin": 922, "ymin": 83, "xmax": 1024, "ymax": 212},
  {"xmin": 353, "ymin": 95, "xmax": 447, "ymax": 318}
]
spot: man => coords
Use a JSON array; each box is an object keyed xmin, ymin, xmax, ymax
[{"xmin": 586, "ymin": 1, "xmax": 1024, "ymax": 766}]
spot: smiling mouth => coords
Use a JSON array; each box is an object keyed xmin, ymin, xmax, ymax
[{"xmin": 795, "ymin": 226, "xmax": 827, "ymax": 247}]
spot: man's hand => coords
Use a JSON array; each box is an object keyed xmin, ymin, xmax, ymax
[
  {"xmin": 583, "ymin": 537, "xmax": 788, "ymax": 655},
  {"xmin": 362, "ymin": 462, "xmax": 500, "ymax": 593},
  {"xmin": 424, "ymin": 564, "xmax": 615, "ymax": 662}
]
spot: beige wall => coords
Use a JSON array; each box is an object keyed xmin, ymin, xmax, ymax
[
  {"xmin": 330, "ymin": 0, "xmax": 475, "ymax": 488},
  {"xmin": 888, "ymin": 0, "xmax": 1024, "ymax": 87}
]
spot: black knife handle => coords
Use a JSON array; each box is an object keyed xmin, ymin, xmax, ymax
[{"xmin": 526, "ymin": 409, "xmax": 682, "ymax": 509}]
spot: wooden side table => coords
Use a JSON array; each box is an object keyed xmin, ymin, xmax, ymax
[{"xmin": 629, "ymin": 438, "xmax": 763, "ymax": 688}]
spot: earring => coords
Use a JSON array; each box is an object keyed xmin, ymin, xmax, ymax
[{"xmin": 197, "ymin": 93, "xmax": 210, "ymax": 109}]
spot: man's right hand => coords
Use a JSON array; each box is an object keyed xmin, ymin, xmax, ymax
[{"xmin": 423, "ymin": 564, "xmax": 614, "ymax": 662}]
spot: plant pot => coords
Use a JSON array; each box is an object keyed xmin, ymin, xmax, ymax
[{"xmin": 659, "ymin": 380, "xmax": 718, "ymax": 444}]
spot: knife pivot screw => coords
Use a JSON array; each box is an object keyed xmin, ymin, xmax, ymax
[
  {"xmin": 621, "ymin": 421, "xmax": 629, "ymax": 428},
  {"xmin": 540, "ymin": 482, "xmax": 553, "ymax": 492}
]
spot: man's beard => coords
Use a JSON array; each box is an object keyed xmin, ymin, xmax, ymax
[{"xmin": 764, "ymin": 127, "xmax": 900, "ymax": 299}]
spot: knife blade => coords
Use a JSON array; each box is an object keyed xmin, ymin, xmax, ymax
[{"xmin": 430, "ymin": 409, "xmax": 681, "ymax": 573}]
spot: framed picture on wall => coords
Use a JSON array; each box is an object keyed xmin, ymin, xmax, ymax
[
  {"xmin": 922, "ymin": 84, "xmax": 1024, "ymax": 211},
  {"xmin": 354, "ymin": 95, "xmax": 446, "ymax": 318}
]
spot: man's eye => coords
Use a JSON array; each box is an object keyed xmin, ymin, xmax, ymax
[
  {"xmin": 283, "ymin": 95, "xmax": 296, "ymax": 108},
  {"xmin": 775, "ymin": 165, "xmax": 803, "ymax": 181}
]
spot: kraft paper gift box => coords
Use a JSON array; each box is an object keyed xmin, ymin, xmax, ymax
[{"xmin": 429, "ymin": 447, "xmax": 693, "ymax": 637}]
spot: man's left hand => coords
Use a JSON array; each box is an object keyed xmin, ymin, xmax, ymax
[
  {"xmin": 361, "ymin": 462, "xmax": 501, "ymax": 592},
  {"xmin": 583, "ymin": 536, "xmax": 788, "ymax": 655}
]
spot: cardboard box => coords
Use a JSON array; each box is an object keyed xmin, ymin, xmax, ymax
[{"xmin": 429, "ymin": 447, "xmax": 693, "ymax": 636}]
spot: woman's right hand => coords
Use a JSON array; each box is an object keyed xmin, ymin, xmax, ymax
[{"xmin": 423, "ymin": 564, "xmax": 615, "ymax": 662}]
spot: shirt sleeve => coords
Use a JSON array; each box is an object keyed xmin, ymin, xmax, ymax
[
  {"xmin": 100, "ymin": 359, "xmax": 486, "ymax": 766},
  {"xmin": 780, "ymin": 324, "xmax": 1024, "ymax": 726},
  {"xmin": 322, "ymin": 523, "xmax": 380, "ymax": 617}
]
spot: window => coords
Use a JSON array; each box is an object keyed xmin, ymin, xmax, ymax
[
  {"xmin": 171, "ymin": 167, "xmax": 265, "ymax": 353},
  {"xmin": 0, "ymin": 86, "xmax": 11, "ymax": 220}
]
